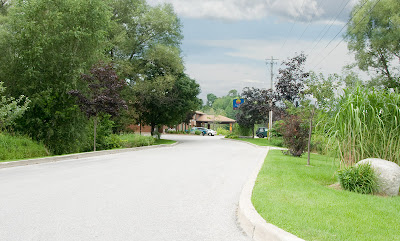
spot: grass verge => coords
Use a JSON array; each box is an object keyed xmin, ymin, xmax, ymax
[
  {"xmin": 236, "ymin": 137, "xmax": 284, "ymax": 148},
  {"xmin": 1, "ymin": 133, "xmax": 176, "ymax": 162},
  {"xmin": 0, "ymin": 133, "xmax": 49, "ymax": 161},
  {"xmin": 252, "ymin": 150, "xmax": 400, "ymax": 241}
]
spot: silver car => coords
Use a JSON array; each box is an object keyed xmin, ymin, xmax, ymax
[{"xmin": 206, "ymin": 129, "xmax": 217, "ymax": 136}]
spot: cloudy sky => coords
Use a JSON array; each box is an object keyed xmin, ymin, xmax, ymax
[{"xmin": 147, "ymin": 0, "xmax": 360, "ymax": 100}]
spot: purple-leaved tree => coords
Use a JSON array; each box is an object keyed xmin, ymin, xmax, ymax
[{"xmin": 69, "ymin": 62, "xmax": 127, "ymax": 151}]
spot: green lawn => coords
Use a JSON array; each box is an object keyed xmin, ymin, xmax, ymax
[
  {"xmin": 252, "ymin": 150, "xmax": 400, "ymax": 241},
  {"xmin": 154, "ymin": 139, "xmax": 176, "ymax": 145},
  {"xmin": 237, "ymin": 137, "xmax": 283, "ymax": 148}
]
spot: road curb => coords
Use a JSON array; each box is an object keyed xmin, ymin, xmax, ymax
[
  {"xmin": 0, "ymin": 142, "xmax": 179, "ymax": 169},
  {"xmin": 224, "ymin": 138, "xmax": 304, "ymax": 241}
]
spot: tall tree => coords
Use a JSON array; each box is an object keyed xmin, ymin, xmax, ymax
[
  {"xmin": 69, "ymin": 63, "xmax": 127, "ymax": 151},
  {"xmin": 236, "ymin": 88, "xmax": 270, "ymax": 138},
  {"xmin": 0, "ymin": 0, "xmax": 111, "ymax": 154},
  {"xmin": 275, "ymin": 53, "xmax": 309, "ymax": 106},
  {"xmin": 346, "ymin": 0, "xmax": 400, "ymax": 88}
]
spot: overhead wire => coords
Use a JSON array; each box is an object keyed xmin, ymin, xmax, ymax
[
  {"xmin": 278, "ymin": 0, "xmax": 307, "ymax": 53},
  {"xmin": 307, "ymin": 0, "xmax": 352, "ymax": 61},
  {"xmin": 312, "ymin": 0, "xmax": 383, "ymax": 69}
]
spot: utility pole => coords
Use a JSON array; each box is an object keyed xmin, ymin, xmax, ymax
[{"xmin": 265, "ymin": 56, "xmax": 279, "ymax": 140}]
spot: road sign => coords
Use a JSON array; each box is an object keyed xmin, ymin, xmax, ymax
[{"xmin": 233, "ymin": 98, "xmax": 244, "ymax": 110}]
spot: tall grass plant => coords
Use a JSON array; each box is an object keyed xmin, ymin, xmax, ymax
[{"xmin": 328, "ymin": 86, "xmax": 400, "ymax": 166}]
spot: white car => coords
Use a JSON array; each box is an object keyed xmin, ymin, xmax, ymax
[{"xmin": 206, "ymin": 129, "xmax": 217, "ymax": 136}]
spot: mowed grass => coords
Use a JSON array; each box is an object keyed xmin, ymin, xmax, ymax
[
  {"xmin": 252, "ymin": 150, "xmax": 400, "ymax": 241},
  {"xmin": 0, "ymin": 133, "xmax": 49, "ymax": 162},
  {"xmin": 237, "ymin": 137, "xmax": 284, "ymax": 147},
  {"xmin": 154, "ymin": 138, "xmax": 176, "ymax": 145}
]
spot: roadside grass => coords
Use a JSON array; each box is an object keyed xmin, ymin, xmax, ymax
[
  {"xmin": 237, "ymin": 137, "xmax": 284, "ymax": 148},
  {"xmin": 118, "ymin": 134, "xmax": 156, "ymax": 147},
  {"xmin": 154, "ymin": 138, "xmax": 176, "ymax": 145},
  {"xmin": 1, "ymin": 133, "xmax": 176, "ymax": 162},
  {"xmin": 0, "ymin": 133, "xmax": 49, "ymax": 161},
  {"xmin": 252, "ymin": 150, "xmax": 400, "ymax": 241}
]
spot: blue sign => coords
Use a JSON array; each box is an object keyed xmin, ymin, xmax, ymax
[{"xmin": 233, "ymin": 98, "xmax": 245, "ymax": 110}]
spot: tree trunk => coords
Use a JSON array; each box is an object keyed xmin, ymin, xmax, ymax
[
  {"xmin": 93, "ymin": 116, "xmax": 97, "ymax": 152},
  {"xmin": 150, "ymin": 123, "xmax": 155, "ymax": 137},
  {"xmin": 307, "ymin": 108, "xmax": 315, "ymax": 166}
]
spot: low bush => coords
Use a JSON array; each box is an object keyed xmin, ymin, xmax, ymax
[
  {"xmin": 225, "ymin": 133, "xmax": 239, "ymax": 139},
  {"xmin": 216, "ymin": 127, "xmax": 230, "ymax": 136},
  {"xmin": 338, "ymin": 163, "xmax": 378, "ymax": 195},
  {"xmin": 119, "ymin": 134, "xmax": 155, "ymax": 147},
  {"xmin": 281, "ymin": 115, "xmax": 308, "ymax": 157},
  {"xmin": 194, "ymin": 130, "xmax": 201, "ymax": 135},
  {"xmin": 0, "ymin": 133, "xmax": 49, "ymax": 161}
]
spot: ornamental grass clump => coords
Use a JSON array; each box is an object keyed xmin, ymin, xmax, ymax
[
  {"xmin": 328, "ymin": 87, "xmax": 400, "ymax": 166},
  {"xmin": 338, "ymin": 163, "xmax": 378, "ymax": 195}
]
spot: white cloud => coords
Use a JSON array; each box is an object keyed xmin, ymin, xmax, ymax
[
  {"xmin": 195, "ymin": 38, "xmax": 354, "ymax": 74},
  {"xmin": 185, "ymin": 38, "xmax": 357, "ymax": 100},
  {"xmin": 147, "ymin": 0, "xmax": 357, "ymax": 22},
  {"xmin": 185, "ymin": 63, "xmax": 268, "ymax": 99}
]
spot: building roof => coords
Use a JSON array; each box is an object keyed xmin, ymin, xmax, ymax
[{"xmin": 196, "ymin": 114, "xmax": 236, "ymax": 123}]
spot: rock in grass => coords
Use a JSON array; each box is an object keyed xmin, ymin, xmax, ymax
[{"xmin": 357, "ymin": 158, "xmax": 400, "ymax": 196}]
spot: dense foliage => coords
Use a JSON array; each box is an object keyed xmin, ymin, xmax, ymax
[
  {"xmin": 346, "ymin": 0, "xmax": 400, "ymax": 88},
  {"xmin": 328, "ymin": 86, "xmax": 400, "ymax": 166},
  {"xmin": 0, "ymin": 0, "xmax": 200, "ymax": 154}
]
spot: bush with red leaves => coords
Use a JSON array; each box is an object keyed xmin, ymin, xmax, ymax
[{"xmin": 281, "ymin": 115, "xmax": 308, "ymax": 157}]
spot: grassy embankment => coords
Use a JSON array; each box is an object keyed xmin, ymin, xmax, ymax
[
  {"xmin": 252, "ymin": 150, "xmax": 400, "ymax": 241},
  {"xmin": 1, "ymin": 133, "xmax": 176, "ymax": 162}
]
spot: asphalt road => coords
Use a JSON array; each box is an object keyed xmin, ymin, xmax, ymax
[{"xmin": 0, "ymin": 135, "xmax": 268, "ymax": 241}]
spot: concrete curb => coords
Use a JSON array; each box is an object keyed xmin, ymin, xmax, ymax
[
  {"xmin": 0, "ymin": 142, "xmax": 179, "ymax": 169},
  {"xmin": 224, "ymin": 138, "xmax": 304, "ymax": 241}
]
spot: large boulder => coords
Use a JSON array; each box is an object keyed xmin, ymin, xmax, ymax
[{"xmin": 357, "ymin": 158, "xmax": 400, "ymax": 196}]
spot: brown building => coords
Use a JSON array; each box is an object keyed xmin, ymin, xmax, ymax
[{"xmin": 175, "ymin": 111, "xmax": 236, "ymax": 131}]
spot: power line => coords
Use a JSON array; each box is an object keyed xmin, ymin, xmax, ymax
[
  {"xmin": 278, "ymin": 0, "xmax": 307, "ymax": 53},
  {"xmin": 309, "ymin": 0, "xmax": 369, "ymax": 66},
  {"xmin": 313, "ymin": 0, "xmax": 383, "ymax": 69},
  {"xmin": 307, "ymin": 0, "xmax": 350, "ymax": 56}
]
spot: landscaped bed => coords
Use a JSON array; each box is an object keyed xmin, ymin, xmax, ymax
[{"xmin": 252, "ymin": 150, "xmax": 400, "ymax": 241}]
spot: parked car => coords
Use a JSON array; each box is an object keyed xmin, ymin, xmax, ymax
[
  {"xmin": 190, "ymin": 127, "xmax": 208, "ymax": 135},
  {"xmin": 256, "ymin": 127, "xmax": 268, "ymax": 138},
  {"xmin": 206, "ymin": 129, "xmax": 217, "ymax": 136}
]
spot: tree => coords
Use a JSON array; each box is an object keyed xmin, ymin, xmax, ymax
[
  {"xmin": 0, "ymin": 82, "xmax": 30, "ymax": 131},
  {"xmin": 69, "ymin": 63, "xmax": 127, "ymax": 151},
  {"xmin": 236, "ymin": 87, "xmax": 270, "ymax": 138},
  {"xmin": 0, "ymin": 0, "xmax": 111, "ymax": 154},
  {"xmin": 133, "ymin": 73, "xmax": 201, "ymax": 137},
  {"xmin": 275, "ymin": 53, "xmax": 309, "ymax": 106},
  {"xmin": 206, "ymin": 93, "xmax": 218, "ymax": 107},
  {"xmin": 346, "ymin": 0, "xmax": 400, "ymax": 88}
]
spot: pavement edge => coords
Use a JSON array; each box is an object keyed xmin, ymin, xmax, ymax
[
  {"xmin": 224, "ymin": 138, "xmax": 304, "ymax": 241},
  {"xmin": 0, "ymin": 142, "xmax": 179, "ymax": 169}
]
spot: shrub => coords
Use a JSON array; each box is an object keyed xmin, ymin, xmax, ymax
[
  {"xmin": 281, "ymin": 115, "xmax": 309, "ymax": 157},
  {"xmin": 194, "ymin": 130, "xmax": 201, "ymax": 135},
  {"xmin": 225, "ymin": 133, "xmax": 239, "ymax": 139},
  {"xmin": 216, "ymin": 127, "xmax": 230, "ymax": 136},
  {"xmin": 338, "ymin": 163, "xmax": 378, "ymax": 195},
  {"xmin": 270, "ymin": 120, "xmax": 284, "ymax": 137},
  {"xmin": 119, "ymin": 134, "xmax": 155, "ymax": 147}
]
